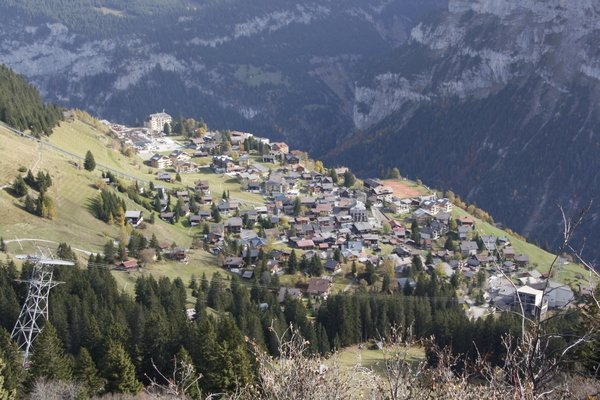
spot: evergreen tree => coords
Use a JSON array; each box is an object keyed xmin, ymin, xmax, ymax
[
  {"xmin": 333, "ymin": 248, "xmax": 341, "ymax": 262},
  {"xmin": 343, "ymin": 169, "xmax": 356, "ymax": 188},
  {"xmin": 211, "ymin": 203, "xmax": 221, "ymax": 223},
  {"xmin": 310, "ymin": 256, "xmax": 324, "ymax": 277},
  {"xmin": 0, "ymin": 328, "xmax": 25, "ymax": 397},
  {"xmin": 444, "ymin": 236, "xmax": 456, "ymax": 251},
  {"xmin": 365, "ymin": 261, "xmax": 377, "ymax": 285},
  {"xmin": 175, "ymin": 172, "xmax": 182, "ymax": 182},
  {"xmin": 173, "ymin": 346, "xmax": 200, "ymax": 400},
  {"xmin": 287, "ymin": 250, "xmax": 298, "ymax": 274},
  {"xmin": 209, "ymin": 318, "xmax": 253, "ymax": 393},
  {"xmin": 316, "ymin": 323, "xmax": 330, "ymax": 356},
  {"xmin": 11, "ymin": 176, "xmax": 27, "ymax": 197},
  {"xmin": 163, "ymin": 122, "xmax": 171, "ymax": 135},
  {"xmin": 102, "ymin": 340, "xmax": 143, "ymax": 395},
  {"xmin": 142, "ymin": 313, "xmax": 173, "ymax": 381},
  {"xmin": 411, "ymin": 220, "xmax": 421, "ymax": 242},
  {"xmin": 193, "ymin": 320, "xmax": 218, "ymax": 392},
  {"xmin": 404, "ymin": 280, "xmax": 414, "ymax": 296},
  {"xmin": 293, "ymin": 196, "xmax": 302, "ymax": 215},
  {"xmin": 35, "ymin": 171, "xmax": 50, "ymax": 193},
  {"xmin": 425, "ymin": 251, "xmax": 434, "ymax": 265},
  {"xmin": 382, "ymin": 273, "xmax": 392, "ymax": 293},
  {"xmin": 84, "ymin": 150, "xmax": 96, "ymax": 172},
  {"xmin": 412, "ymin": 254, "xmax": 423, "ymax": 271},
  {"xmin": 74, "ymin": 348, "xmax": 103, "ymax": 398},
  {"xmin": 329, "ymin": 168, "xmax": 338, "ymax": 184},
  {"xmin": 28, "ymin": 322, "xmax": 72, "ymax": 384},
  {"xmin": 24, "ymin": 195, "xmax": 35, "ymax": 214},
  {"xmin": 0, "ymin": 358, "xmax": 15, "ymax": 400},
  {"xmin": 24, "ymin": 169, "xmax": 35, "ymax": 187}
]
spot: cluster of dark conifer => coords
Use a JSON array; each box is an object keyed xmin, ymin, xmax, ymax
[
  {"xmin": 0, "ymin": 65, "xmax": 63, "ymax": 136},
  {"xmin": 3, "ymin": 248, "xmax": 584, "ymax": 397}
]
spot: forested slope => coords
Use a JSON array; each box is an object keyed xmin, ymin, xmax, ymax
[{"xmin": 0, "ymin": 64, "xmax": 62, "ymax": 136}]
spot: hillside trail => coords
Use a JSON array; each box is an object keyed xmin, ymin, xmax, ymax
[{"xmin": 31, "ymin": 142, "xmax": 42, "ymax": 171}]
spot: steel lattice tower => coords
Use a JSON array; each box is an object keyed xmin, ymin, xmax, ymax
[{"xmin": 10, "ymin": 246, "xmax": 73, "ymax": 365}]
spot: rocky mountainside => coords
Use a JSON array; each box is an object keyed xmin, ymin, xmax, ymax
[
  {"xmin": 0, "ymin": 0, "xmax": 446, "ymax": 155},
  {"xmin": 326, "ymin": 0, "xmax": 600, "ymax": 262}
]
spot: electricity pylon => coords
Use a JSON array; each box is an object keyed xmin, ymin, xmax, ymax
[{"xmin": 10, "ymin": 245, "xmax": 73, "ymax": 365}]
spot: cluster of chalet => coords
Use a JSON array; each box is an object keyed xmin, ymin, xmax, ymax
[{"xmin": 116, "ymin": 118, "xmax": 576, "ymax": 312}]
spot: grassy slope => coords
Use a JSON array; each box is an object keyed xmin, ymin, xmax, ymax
[{"xmin": 0, "ymin": 122, "xmax": 222, "ymax": 292}]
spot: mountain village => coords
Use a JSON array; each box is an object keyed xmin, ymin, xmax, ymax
[{"xmin": 103, "ymin": 111, "xmax": 582, "ymax": 321}]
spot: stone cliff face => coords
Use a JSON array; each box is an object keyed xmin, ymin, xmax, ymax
[
  {"xmin": 353, "ymin": 0, "xmax": 600, "ymax": 129},
  {"xmin": 335, "ymin": 0, "xmax": 600, "ymax": 262},
  {"xmin": 0, "ymin": 0, "xmax": 446, "ymax": 147},
  {"xmin": 0, "ymin": 0, "xmax": 448, "ymax": 160}
]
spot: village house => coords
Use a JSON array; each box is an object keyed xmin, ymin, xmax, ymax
[
  {"xmin": 349, "ymin": 201, "xmax": 368, "ymax": 222},
  {"xmin": 296, "ymin": 239, "xmax": 315, "ymax": 250},
  {"xmin": 223, "ymin": 256, "xmax": 244, "ymax": 270},
  {"xmin": 248, "ymin": 163, "xmax": 270, "ymax": 178},
  {"xmin": 503, "ymin": 247, "xmax": 516, "ymax": 260},
  {"xmin": 363, "ymin": 178, "xmax": 382, "ymax": 189},
  {"xmin": 172, "ymin": 247, "xmax": 189, "ymax": 263},
  {"xmin": 157, "ymin": 172, "xmax": 172, "ymax": 183},
  {"xmin": 458, "ymin": 225, "xmax": 472, "ymax": 240},
  {"xmin": 224, "ymin": 217, "xmax": 243, "ymax": 234},
  {"xmin": 323, "ymin": 260, "xmax": 342, "ymax": 274},
  {"xmin": 189, "ymin": 137, "xmax": 205, "ymax": 150},
  {"xmin": 150, "ymin": 154, "xmax": 171, "ymax": 169},
  {"xmin": 173, "ymin": 160, "xmax": 200, "ymax": 173},
  {"xmin": 481, "ymin": 235, "xmax": 497, "ymax": 252},
  {"xmin": 436, "ymin": 212, "xmax": 452, "ymax": 225},
  {"xmin": 262, "ymin": 153, "xmax": 278, "ymax": 163},
  {"xmin": 284, "ymin": 153, "xmax": 301, "ymax": 165},
  {"xmin": 211, "ymin": 155, "xmax": 237, "ymax": 172},
  {"xmin": 270, "ymin": 142, "xmax": 290, "ymax": 154},
  {"xmin": 125, "ymin": 210, "xmax": 143, "ymax": 228},
  {"xmin": 412, "ymin": 208, "xmax": 433, "ymax": 224},
  {"xmin": 459, "ymin": 216, "xmax": 475, "ymax": 227},
  {"xmin": 169, "ymin": 150, "xmax": 191, "ymax": 163},
  {"xmin": 515, "ymin": 254, "xmax": 530, "ymax": 268},
  {"xmin": 420, "ymin": 199, "xmax": 440, "ymax": 215},
  {"xmin": 265, "ymin": 172, "xmax": 288, "ymax": 196},
  {"xmin": 307, "ymin": 278, "xmax": 332, "ymax": 300},
  {"xmin": 388, "ymin": 200, "xmax": 410, "ymax": 214},
  {"xmin": 460, "ymin": 241, "xmax": 479, "ymax": 257},
  {"xmin": 217, "ymin": 201, "xmax": 239, "ymax": 214},
  {"xmin": 195, "ymin": 180, "xmax": 210, "ymax": 194},
  {"xmin": 160, "ymin": 212, "xmax": 175, "ymax": 223},
  {"xmin": 267, "ymin": 259, "xmax": 283, "ymax": 274},
  {"xmin": 436, "ymin": 198, "xmax": 453, "ymax": 213},
  {"xmin": 117, "ymin": 260, "xmax": 139, "ymax": 271},
  {"xmin": 278, "ymin": 287, "xmax": 303, "ymax": 303}
]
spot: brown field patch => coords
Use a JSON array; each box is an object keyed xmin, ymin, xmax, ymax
[{"xmin": 381, "ymin": 180, "xmax": 424, "ymax": 199}]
